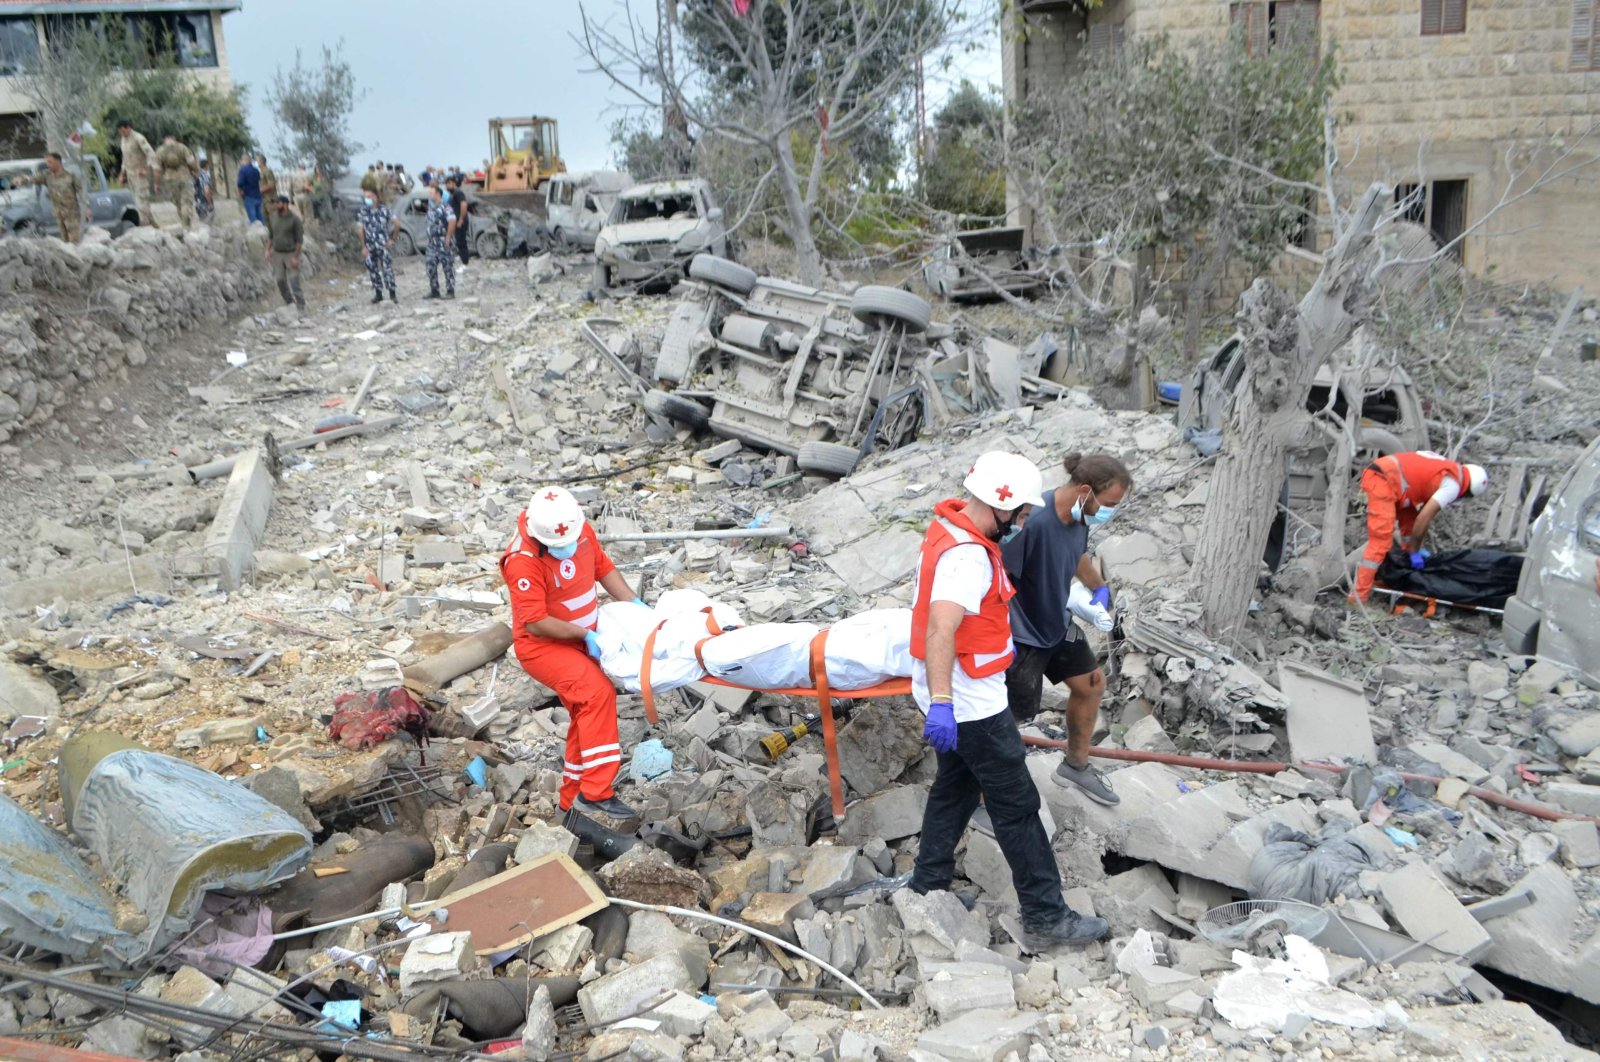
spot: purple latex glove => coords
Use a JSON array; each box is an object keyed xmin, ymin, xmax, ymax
[
  {"xmin": 1089, "ymin": 586, "xmax": 1112, "ymax": 610},
  {"xmin": 923, "ymin": 700, "xmax": 958, "ymax": 753},
  {"xmin": 1408, "ymin": 550, "xmax": 1430, "ymax": 571}
]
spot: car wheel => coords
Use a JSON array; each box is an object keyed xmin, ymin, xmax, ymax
[
  {"xmin": 592, "ymin": 261, "xmax": 611, "ymax": 291},
  {"xmin": 476, "ymin": 230, "xmax": 506, "ymax": 259},
  {"xmin": 796, "ymin": 441, "xmax": 861, "ymax": 478},
  {"xmin": 393, "ymin": 229, "xmax": 416, "ymax": 256},
  {"xmin": 688, "ymin": 253, "xmax": 757, "ymax": 295},
  {"xmin": 122, "ymin": 211, "xmax": 141, "ymax": 230},
  {"xmin": 851, "ymin": 286, "xmax": 932, "ymax": 334},
  {"xmin": 642, "ymin": 389, "xmax": 710, "ymax": 430},
  {"xmin": 551, "ymin": 227, "xmax": 566, "ymax": 249}
]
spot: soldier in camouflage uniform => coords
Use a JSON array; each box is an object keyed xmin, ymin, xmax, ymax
[
  {"xmin": 116, "ymin": 119, "xmax": 158, "ymax": 228},
  {"xmin": 157, "ymin": 135, "xmax": 200, "ymax": 229},
  {"xmin": 42, "ymin": 153, "xmax": 87, "ymax": 244},
  {"xmin": 424, "ymin": 184, "xmax": 456, "ymax": 299},
  {"xmin": 357, "ymin": 191, "xmax": 399, "ymax": 303}
]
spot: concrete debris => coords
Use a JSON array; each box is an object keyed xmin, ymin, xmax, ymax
[{"xmin": 1, "ymin": 229, "xmax": 1597, "ymax": 1062}]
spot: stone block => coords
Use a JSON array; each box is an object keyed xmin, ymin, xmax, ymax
[
  {"xmin": 837, "ymin": 784, "xmax": 928, "ymax": 843},
  {"xmin": 1123, "ymin": 714, "xmax": 1175, "ymax": 752},
  {"xmin": 1552, "ymin": 820, "xmax": 1600, "ymax": 868},
  {"xmin": 174, "ymin": 716, "xmax": 260, "ymax": 748},
  {"xmin": 1127, "ymin": 963, "xmax": 1202, "ymax": 1008},
  {"xmin": 1545, "ymin": 783, "xmax": 1600, "ymax": 818},
  {"xmin": 1405, "ymin": 740, "xmax": 1490, "ymax": 784},
  {"xmin": 652, "ymin": 989, "xmax": 716, "ymax": 1037},
  {"xmin": 625, "ymin": 910, "xmax": 711, "ymax": 988},
  {"xmin": 0, "ymin": 657, "xmax": 61, "ymax": 722},
  {"xmin": 891, "ymin": 887, "xmax": 988, "ymax": 959},
  {"xmin": 1374, "ymin": 864, "xmax": 1492, "ymax": 961},
  {"xmin": 1279, "ymin": 661, "xmax": 1377, "ymax": 765},
  {"xmin": 577, "ymin": 953, "xmax": 695, "ymax": 1026},
  {"xmin": 1122, "ymin": 779, "xmax": 1253, "ymax": 879},
  {"xmin": 522, "ymin": 983, "xmax": 556, "ymax": 1061},
  {"xmin": 514, "ymin": 820, "xmax": 579, "ymax": 863},
  {"xmin": 740, "ymin": 892, "xmax": 814, "ymax": 937},
  {"xmin": 202, "ymin": 448, "xmax": 274, "ymax": 590},
  {"xmin": 921, "ymin": 961, "xmax": 1017, "ymax": 1020},
  {"xmin": 836, "ymin": 701, "xmax": 926, "ymax": 798},
  {"xmin": 529, "ymin": 922, "xmax": 592, "ymax": 969},
  {"xmin": 800, "ymin": 844, "xmax": 862, "ymax": 897},
  {"xmin": 916, "ymin": 1007, "xmax": 1046, "ymax": 1062},
  {"xmin": 398, "ymin": 932, "xmax": 478, "ymax": 998},
  {"xmin": 1174, "ymin": 873, "xmax": 1235, "ymax": 921},
  {"xmin": 412, "ymin": 540, "xmax": 467, "ymax": 566},
  {"xmin": 727, "ymin": 991, "xmax": 792, "ymax": 1046}
]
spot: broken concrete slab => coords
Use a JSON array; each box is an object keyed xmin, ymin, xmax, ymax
[
  {"xmin": 1122, "ymin": 779, "xmax": 1254, "ymax": 884},
  {"xmin": 1405, "ymin": 740, "xmax": 1491, "ymax": 785},
  {"xmin": 411, "ymin": 540, "xmax": 468, "ymax": 567},
  {"xmin": 1372, "ymin": 863, "xmax": 1493, "ymax": 961},
  {"xmin": 1278, "ymin": 660, "xmax": 1377, "ymax": 765},
  {"xmin": 1551, "ymin": 819, "xmax": 1600, "ymax": 868},
  {"xmin": 625, "ymin": 910, "xmax": 711, "ymax": 988},
  {"xmin": 1543, "ymin": 782, "xmax": 1600, "ymax": 817},
  {"xmin": 398, "ymin": 932, "xmax": 478, "ymax": 998},
  {"xmin": 916, "ymin": 1007, "xmax": 1045, "ymax": 1062},
  {"xmin": 0, "ymin": 554, "xmax": 174, "ymax": 612},
  {"xmin": 577, "ymin": 952, "xmax": 695, "ymax": 1026},
  {"xmin": 199, "ymin": 448, "xmax": 273, "ymax": 591},
  {"xmin": 921, "ymin": 961, "xmax": 1016, "ymax": 1020},
  {"xmin": 0, "ymin": 657, "xmax": 61, "ymax": 722},
  {"xmin": 891, "ymin": 887, "xmax": 987, "ymax": 960},
  {"xmin": 820, "ymin": 527, "xmax": 924, "ymax": 594},
  {"xmin": 836, "ymin": 700, "xmax": 926, "ymax": 798},
  {"xmin": 838, "ymin": 784, "xmax": 927, "ymax": 843}
]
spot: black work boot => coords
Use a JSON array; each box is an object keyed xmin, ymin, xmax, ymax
[
  {"xmin": 388, "ymin": 288, "xmax": 398, "ymax": 303},
  {"xmin": 1022, "ymin": 910, "xmax": 1110, "ymax": 953},
  {"xmin": 426, "ymin": 288, "xmax": 440, "ymax": 299},
  {"xmin": 370, "ymin": 292, "xmax": 383, "ymax": 304}
]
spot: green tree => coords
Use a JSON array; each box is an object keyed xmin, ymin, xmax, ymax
[
  {"xmin": 266, "ymin": 42, "xmax": 363, "ymax": 181},
  {"xmin": 100, "ymin": 64, "xmax": 251, "ymax": 161},
  {"xmin": 922, "ymin": 80, "xmax": 1004, "ymax": 219}
]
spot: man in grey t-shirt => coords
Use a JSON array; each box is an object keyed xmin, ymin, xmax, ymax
[{"xmin": 1000, "ymin": 453, "xmax": 1132, "ymax": 806}]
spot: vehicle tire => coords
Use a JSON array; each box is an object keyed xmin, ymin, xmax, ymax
[
  {"xmin": 551, "ymin": 226, "xmax": 566, "ymax": 249},
  {"xmin": 796, "ymin": 441, "xmax": 861, "ymax": 478},
  {"xmin": 642, "ymin": 389, "xmax": 710, "ymax": 430},
  {"xmin": 593, "ymin": 261, "xmax": 611, "ymax": 291},
  {"xmin": 688, "ymin": 253, "xmax": 757, "ymax": 295},
  {"xmin": 122, "ymin": 211, "xmax": 141, "ymax": 230},
  {"xmin": 850, "ymin": 286, "xmax": 931, "ymax": 334},
  {"xmin": 393, "ymin": 229, "xmax": 416, "ymax": 256},
  {"xmin": 476, "ymin": 230, "xmax": 506, "ymax": 259}
]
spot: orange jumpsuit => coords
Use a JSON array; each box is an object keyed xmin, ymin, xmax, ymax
[
  {"xmin": 1353, "ymin": 451, "xmax": 1472, "ymax": 602},
  {"xmin": 501, "ymin": 514, "xmax": 621, "ymax": 808}
]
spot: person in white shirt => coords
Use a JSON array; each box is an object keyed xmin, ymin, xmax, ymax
[{"xmin": 905, "ymin": 452, "xmax": 1109, "ymax": 952}]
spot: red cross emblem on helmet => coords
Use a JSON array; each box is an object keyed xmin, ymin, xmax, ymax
[
  {"xmin": 996, "ymin": 484, "xmax": 1013, "ymax": 502},
  {"xmin": 544, "ymin": 491, "xmax": 558, "ymax": 501},
  {"xmin": 553, "ymin": 523, "xmax": 568, "ymax": 538}
]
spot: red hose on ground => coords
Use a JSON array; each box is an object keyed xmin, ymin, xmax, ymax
[{"xmin": 1022, "ymin": 736, "xmax": 1599, "ymax": 825}]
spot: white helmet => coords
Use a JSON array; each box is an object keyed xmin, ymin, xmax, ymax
[
  {"xmin": 526, "ymin": 485, "xmax": 585, "ymax": 547},
  {"xmin": 963, "ymin": 451, "xmax": 1045, "ymax": 512},
  {"xmin": 1463, "ymin": 463, "xmax": 1488, "ymax": 497}
]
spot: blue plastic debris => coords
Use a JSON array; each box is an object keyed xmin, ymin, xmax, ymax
[
  {"xmin": 1157, "ymin": 381, "xmax": 1182, "ymax": 404},
  {"xmin": 1382, "ymin": 826, "xmax": 1419, "ymax": 849},
  {"xmin": 255, "ymin": 725, "xmax": 269, "ymax": 743},
  {"xmin": 464, "ymin": 756, "xmax": 487, "ymax": 788},
  {"xmin": 630, "ymin": 739, "xmax": 673, "ymax": 782},
  {"xmin": 321, "ymin": 999, "xmax": 361, "ymax": 1029}
]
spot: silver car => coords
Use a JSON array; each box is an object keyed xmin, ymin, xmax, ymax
[
  {"xmin": 391, "ymin": 189, "xmax": 505, "ymax": 259},
  {"xmin": 593, "ymin": 178, "xmax": 730, "ymax": 290},
  {"xmin": 1, "ymin": 156, "xmax": 141, "ymax": 238},
  {"xmin": 1502, "ymin": 435, "xmax": 1600, "ymax": 683}
]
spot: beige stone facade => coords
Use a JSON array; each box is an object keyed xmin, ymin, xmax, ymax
[{"xmin": 1002, "ymin": 0, "xmax": 1600, "ymax": 295}]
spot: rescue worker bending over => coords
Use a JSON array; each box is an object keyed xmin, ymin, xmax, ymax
[
  {"xmin": 908, "ymin": 451, "xmax": 1110, "ymax": 953},
  {"xmin": 501, "ymin": 486, "xmax": 643, "ymax": 820},
  {"xmin": 1352, "ymin": 450, "xmax": 1487, "ymax": 603}
]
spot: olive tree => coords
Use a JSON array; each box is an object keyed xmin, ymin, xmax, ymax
[
  {"xmin": 265, "ymin": 42, "xmax": 363, "ymax": 181},
  {"xmin": 10, "ymin": 20, "xmax": 124, "ymax": 156}
]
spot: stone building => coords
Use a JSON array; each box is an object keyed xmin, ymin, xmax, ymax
[
  {"xmin": 0, "ymin": 0, "xmax": 241, "ymax": 156},
  {"xmin": 1001, "ymin": 0, "xmax": 1600, "ymax": 293}
]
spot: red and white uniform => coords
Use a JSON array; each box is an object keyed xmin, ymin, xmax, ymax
[
  {"xmin": 501, "ymin": 512, "xmax": 621, "ymax": 807},
  {"xmin": 909, "ymin": 499, "xmax": 1017, "ymax": 723},
  {"xmin": 1353, "ymin": 451, "xmax": 1473, "ymax": 601}
]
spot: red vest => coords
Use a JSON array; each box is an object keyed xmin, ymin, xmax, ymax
[
  {"xmin": 910, "ymin": 499, "xmax": 1016, "ymax": 678},
  {"xmin": 1376, "ymin": 451, "xmax": 1470, "ymax": 510},
  {"xmin": 500, "ymin": 513, "xmax": 606, "ymax": 647}
]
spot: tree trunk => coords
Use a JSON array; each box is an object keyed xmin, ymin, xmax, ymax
[
  {"xmin": 1183, "ymin": 231, "xmax": 1232, "ymax": 358},
  {"xmin": 773, "ymin": 135, "xmax": 822, "ymax": 286},
  {"xmin": 1192, "ymin": 184, "xmax": 1392, "ymax": 639}
]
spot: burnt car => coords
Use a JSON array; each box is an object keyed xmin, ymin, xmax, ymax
[
  {"xmin": 594, "ymin": 178, "xmax": 730, "ymax": 291},
  {"xmin": 1177, "ymin": 328, "xmax": 1430, "ymax": 506},
  {"xmin": 391, "ymin": 189, "xmax": 507, "ymax": 259},
  {"xmin": 1502, "ymin": 435, "xmax": 1600, "ymax": 683},
  {"xmin": 922, "ymin": 226, "xmax": 1046, "ymax": 302},
  {"xmin": 1, "ymin": 156, "xmax": 141, "ymax": 238}
]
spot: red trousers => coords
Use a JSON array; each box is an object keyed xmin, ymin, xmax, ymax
[
  {"xmin": 1353, "ymin": 467, "xmax": 1417, "ymax": 602},
  {"xmin": 514, "ymin": 638, "xmax": 621, "ymax": 807}
]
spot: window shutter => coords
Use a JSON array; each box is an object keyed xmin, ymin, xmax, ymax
[
  {"xmin": 1089, "ymin": 20, "xmax": 1110, "ymax": 52},
  {"xmin": 1573, "ymin": 0, "xmax": 1594, "ymax": 70},
  {"xmin": 1443, "ymin": 0, "xmax": 1466, "ymax": 33},
  {"xmin": 1421, "ymin": 0, "xmax": 1443, "ymax": 35},
  {"xmin": 1113, "ymin": 21, "xmax": 1126, "ymax": 50},
  {"xmin": 1230, "ymin": 2, "xmax": 1266, "ymax": 56}
]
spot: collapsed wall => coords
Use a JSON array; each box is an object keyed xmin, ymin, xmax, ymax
[{"xmin": 0, "ymin": 225, "xmax": 269, "ymax": 444}]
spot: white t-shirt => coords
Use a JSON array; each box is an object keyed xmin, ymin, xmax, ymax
[
  {"xmin": 911, "ymin": 542, "xmax": 1012, "ymax": 724},
  {"xmin": 1429, "ymin": 475, "xmax": 1463, "ymax": 509}
]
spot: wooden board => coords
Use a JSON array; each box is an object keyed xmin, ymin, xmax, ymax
[{"xmin": 434, "ymin": 851, "xmax": 607, "ymax": 956}]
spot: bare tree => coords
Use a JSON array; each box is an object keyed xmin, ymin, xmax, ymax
[
  {"xmin": 10, "ymin": 20, "xmax": 123, "ymax": 155},
  {"xmin": 266, "ymin": 43, "xmax": 364, "ymax": 181},
  {"xmin": 579, "ymin": 0, "xmax": 961, "ymax": 285}
]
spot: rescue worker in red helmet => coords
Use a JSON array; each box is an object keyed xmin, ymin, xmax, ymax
[
  {"xmin": 907, "ymin": 451, "xmax": 1110, "ymax": 952},
  {"xmin": 1352, "ymin": 451, "xmax": 1488, "ymax": 603},
  {"xmin": 500, "ymin": 486, "xmax": 644, "ymax": 819}
]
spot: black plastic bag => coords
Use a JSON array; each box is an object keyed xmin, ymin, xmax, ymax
[{"xmin": 1375, "ymin": 548, "xmax": 1524, "ymax": 608}]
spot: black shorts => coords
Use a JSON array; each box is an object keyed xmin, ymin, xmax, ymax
[{"xmin": 1005, "ymin": 634, "xmax": 1100, "ymax": 722}]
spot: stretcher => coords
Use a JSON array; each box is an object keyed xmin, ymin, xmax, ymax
[
  {"xmin": 1369, "ymin": 585, "xmax": 1505, "ymax": 618},
  {"xmin": 638, "ymin": 610, "xmax": 912, "ymax": 822}
]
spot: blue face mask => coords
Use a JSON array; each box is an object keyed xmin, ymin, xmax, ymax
[
  {"xmin": 548, "ymin": 542, "xmax": 578, "ymax": 560},
  {"xmin": 1088, "ymin": 505, "xmax": 1117, "ymax": 526}
]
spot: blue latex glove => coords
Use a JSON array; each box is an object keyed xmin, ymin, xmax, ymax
[
  {"xmin": 924, "ymin": 701, "xmax": 958, "ymax": 753},
  {"xmin": 1089, "ymin": 586, "xmax": 1112, "ymax": 610},
  {"xmin": 631, "ymin": 597, "xmax": 647, "ymax": 607},
  {"xmin": 1408, "ymin": 549, "xmax": 1430, "ymax": 571},
  {"xmin": 584, "ymin": 631, "xmax": 602, "ymax": 659}
]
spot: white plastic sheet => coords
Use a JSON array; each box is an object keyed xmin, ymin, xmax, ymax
[
  {"xmin": 1212, "ymin": 934, "xmax": 1386, "ymax": 1032},
  {"xmin": 1067, "ymin": 580, "xmax": 1114, "ymax": 632},
  {"xmin": 824, "ymin": 608, "xmax": 913, "ymax": 689},
  {"xmin": 700, "ymin": 623, "xmax": 821, "ymax": 688}
]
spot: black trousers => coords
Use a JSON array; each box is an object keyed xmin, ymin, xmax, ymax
[
  {"xmin": 909, "ymin": 707, "xmax": 1068, "ymax": 929},
  {"xmin": 454, "ymin": 225, "xmax": 471, "ymax": 266}
]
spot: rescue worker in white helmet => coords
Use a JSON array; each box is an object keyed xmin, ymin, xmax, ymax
[{"xmin": 499, "ymin": 486, "xmax": 644, "ymax": 819}]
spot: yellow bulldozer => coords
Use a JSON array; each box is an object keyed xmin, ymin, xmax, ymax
[{"xmin": 475, "ymin": 116, "xmax": 565, "ymax": 214}]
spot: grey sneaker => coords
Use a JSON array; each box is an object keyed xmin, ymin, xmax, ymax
[
  {"xmin": 575, "ymin": 794, "xmax": 640, "ymax": 821},
  {"xmin": 969, "ymin": 806, "xmax": 995, "ymax": 838},
  {"xmin": 1052, "ymin": 760, "xmax": 1120, "ymax": 806},
  {"xmin": 1022, "ymin": 911, "xmax": 1110, "ymax": 953}
]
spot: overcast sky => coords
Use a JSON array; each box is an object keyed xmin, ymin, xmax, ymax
[{"xmin": 226, "ymin": 0, "xmax": 1000, "ymax": 175}]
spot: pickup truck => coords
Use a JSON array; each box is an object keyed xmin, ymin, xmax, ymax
[{"xmin": 0, "ymin": 155, "xmax": 141, "ymax": 238}]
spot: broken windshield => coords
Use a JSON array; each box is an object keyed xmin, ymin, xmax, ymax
[{"xmin": 612, "ymin": 192, "xmax": 699, "ymax": 225}]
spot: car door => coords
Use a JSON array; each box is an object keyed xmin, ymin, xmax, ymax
[{"xmin": 85, "ymin": 162, "xmax": 116, "ymax": 227}]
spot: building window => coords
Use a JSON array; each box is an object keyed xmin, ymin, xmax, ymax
[
  {"xmin": 1087, "ymin": 19, "xmax": 1126, "ymax": 54},
  {"xmin": 0, "ymin": 17, "xmax": 38, "ymax": 76},
  {"xmin": 1230, "ymin": 1, "xmax": 1320, "ymax": 58},
  {"xmin": 1421, "ymin": 0, "xmax": 1467, "ymax": 35},
  {"xmin": 44, "ymin": 12, "xmax": 216, "ymax": 69},
  {"xmin": 1573, "ymin": 0, "xmax": 1598, "ymax": 70},
  {"xmin": 1395, "ymin": 179, "xmax": 1468, "ymax": 261}
]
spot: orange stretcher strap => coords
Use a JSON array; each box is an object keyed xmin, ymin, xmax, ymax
[{"xmin": 636, "ymin": 619, "xmax": 913, "ymax": 823}]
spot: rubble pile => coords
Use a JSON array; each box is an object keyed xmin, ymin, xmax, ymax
[
  {"xmin": 0, "ymin": 248, "xmax": 1597, "ymax": 1062},
  {"xmin": 0, "ymin": 224, "xmax": 270, "ymax": 443}
]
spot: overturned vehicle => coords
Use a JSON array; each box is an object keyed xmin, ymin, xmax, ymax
[
  {"xmin": 635, "ymin": 254, "xmax": 1065, "ymax": 477},
  {"xmin": 922, "ymin": 226, "xmax": 1047, "ymax": 303}
]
